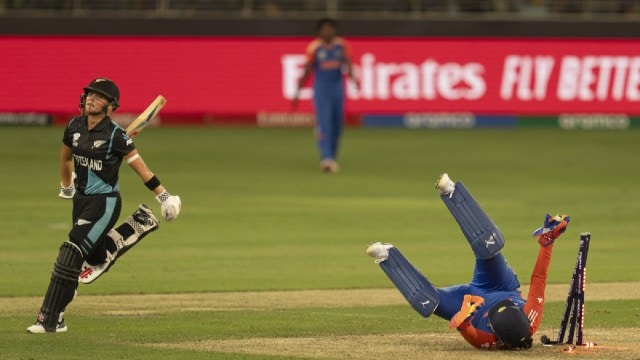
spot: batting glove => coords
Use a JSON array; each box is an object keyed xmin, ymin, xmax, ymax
[
  {"xmin": 449, "ymin": 294, "xmax": 484, "ymax": 329},
  {"xmin": 156, "ymin": 190, "xmax": 181, "ymax": 221},
  {"xmin": 58, "ymin": 183, "xmax": 75, "ymax": 199}
]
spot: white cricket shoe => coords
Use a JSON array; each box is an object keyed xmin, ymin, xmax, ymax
[
  {"xmin": 27, "ymin": 312, "xmax": 67, "ymax": 333},
  {"xmin": 365, "ymin": 242, "xmax": 394, "ymax": 263},
  {"xmin": 320, "ymin": 159, "xmax": 340, "ymax": 173},
  {"xmin": 435, "ymin": 173, "xmax": 455, "ymax": 197}
]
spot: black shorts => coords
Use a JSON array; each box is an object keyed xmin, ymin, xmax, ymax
[{"xmin": 68, "ymin": 193, "xmax": 122, "ymax": 258}]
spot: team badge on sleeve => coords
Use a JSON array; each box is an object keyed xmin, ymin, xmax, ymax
[
  {"xmin": 122, "ymin": 133, "xmax": 133, "ymax": 146},
  {"xmin": 72, "ymin": 133, "xmax": 81, "ymax": 147}
]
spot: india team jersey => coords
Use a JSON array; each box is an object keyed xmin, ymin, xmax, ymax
[
  {"xmin": 63, "ymin": 116, "xmax": 135, "ymax": 195},
  {"xmin": 306, "ymin": 37, "xmax": 352, "ymax": 93},
  {"xmin": 468, "ymin": 290, "xmax": 526, "ymax": 336},
  {"xmin": 457, "ymin": 245, "xmax": 553, "ymax": 349}
]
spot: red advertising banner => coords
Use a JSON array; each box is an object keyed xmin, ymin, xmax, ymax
[{"xmin": 1, "ymin": 36, "xmax": 640, "ymax": 116}]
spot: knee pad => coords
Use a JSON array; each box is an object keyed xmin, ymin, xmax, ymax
[
  {"xmin": 440, "ymin": 182, "xmax": 505, "ymax": 259},
  {"xmin": 379, "ymin": 248, "xmax": 440, "ymax": 318}
]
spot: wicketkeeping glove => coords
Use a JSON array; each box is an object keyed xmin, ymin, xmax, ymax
[
  {"xmin": 533, "ymin": 214, "xmax": 570, "ymax": 246},
  {"xmin": 156, "ymin": 190, "xmax": 181, "ymax": 221},
  {"xmin": 449, "ymin": 294, "xmax": 485, "ymax": 329}
]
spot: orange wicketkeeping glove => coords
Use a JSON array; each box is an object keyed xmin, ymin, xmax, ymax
[
  {"xmin": 533, "ymin": 214, "xmax": 570, "ymax": 247},
  {"xmin": 449, "ymin": 294, "xmax": 485, "ymax": 329}
]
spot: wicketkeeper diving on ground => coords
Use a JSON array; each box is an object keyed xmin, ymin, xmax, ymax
[
  {"xmin": 27, "ymin": 78, "xmax": 182, "ymax": 333},
  {"xmin": 366, "ymin": 173, "xmax": 570, "ymax": 350}
]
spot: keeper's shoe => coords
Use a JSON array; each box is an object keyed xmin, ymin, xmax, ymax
[
  {"xmin": 27, "ymin": 312, "xmax": 67, "ymax": 334},
  {"xmin": 533, "ymin": 214, "xmax": 570, "ymax": 246},
  {"xmin": 320, "ymin": 159, "xmax": 339, "ymax": 173},
  {"xmin": 365, "ymin": 242, "xmax": 395, "ymax": 263},
  {"xmin": 435, "ymin": 173, "xmax": 455, "ymax": 198}
]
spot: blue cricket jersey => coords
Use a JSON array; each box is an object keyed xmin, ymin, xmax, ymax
[{"xmin": 306, "ymin": 37, "xmax": 351, "ymax": 97}]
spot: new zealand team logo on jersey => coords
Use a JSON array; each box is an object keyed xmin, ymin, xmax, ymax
[{"xmin": 92, "ymin": 140, "xmax": 107, "ymax": 149}]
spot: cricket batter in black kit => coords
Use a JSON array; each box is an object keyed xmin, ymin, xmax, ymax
[{"xmin": 27, "ymin": 78, "xmax": 182, "ymax": 333}]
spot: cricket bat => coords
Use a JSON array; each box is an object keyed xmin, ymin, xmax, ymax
[{"xmin": 125, "ymin": 95, "xmax": 167, "ymax": 138}]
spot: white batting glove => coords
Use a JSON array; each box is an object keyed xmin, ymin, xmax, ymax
[
  {"xmin": 58, "ymin": 172, "xmax": 76, "ymax": 199},
  {"xmin": 156, "ymin": 190, "xmax": 181, "ymax": 221},
  {"xmin": 58, "ymin": 183, "xmax": 75, "ymax": 199}
]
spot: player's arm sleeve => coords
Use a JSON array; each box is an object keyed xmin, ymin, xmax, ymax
[
  {"xmin": 296, "ymin": 41, "xmax": 317, "ymax": 90},
  {"xmin": 62, "ymin": 119, "xmax": 74, "ymax": 147},
  {"xmin": 342, "ymin": 38, "xmax": 353, "ymax": 60},
  {"xmin": 523, "ymin": 243, "xmax": 555, "ymax": 335},
  {"xmin": 58, "ymin": 143, "xmax": 74, "ymax": 190},
  {"xmin": 457, "ymin": 321, "xmax": 501, "ymax": 350},
  {"xmin": 112, "ymin": 129, "xmax": 136, "ymax": 157},
  {"xmin": 338, "ymin": 38, "xmax": 357, "ymax": 82},
  {"xmin": 305, "ymin": 40, "xmax": 318, "ymax": 64}
]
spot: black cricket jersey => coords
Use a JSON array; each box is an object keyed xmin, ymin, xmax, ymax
[{"xmin": 62, "ymin": 116, "xmax": 135, "ymax": 195}]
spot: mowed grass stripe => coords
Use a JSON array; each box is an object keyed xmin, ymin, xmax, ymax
[{"xmin": 2, "ymin": 282, "xmax": 639, "ymax": 315}]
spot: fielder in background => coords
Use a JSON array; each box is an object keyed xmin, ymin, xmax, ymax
[
  {"xmin": 293, "ymin": 18, "xmax": 357, "ymax": 173},
  {"xmin": 366, "ymin": 173, "xmax": 570, "ymax": 350},
  {"xmin": 27, "ymin": 78, "xmax": 182, "ymax": 333}
]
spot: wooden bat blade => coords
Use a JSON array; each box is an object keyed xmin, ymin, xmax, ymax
[{"xmin": 126, "ymin": 95, "xmax": 167, "ymax": 138}]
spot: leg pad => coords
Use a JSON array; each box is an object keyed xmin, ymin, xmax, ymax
[
  {"xmin": 379, "ymin": 248, "xmax": 440, "ymax": 317},
  {"xmin": 440, "ymin": 182, "xmax": 505, "ymax": 259},
  {"xmin": 118, "ymin": 204, "xmax": 159, "ymax": 257},
  {"xmin": 79, "ymin": 205, "xmax": 158, "ymax": 284},
  {"xmin": 40, "ymin": 242, "xmax": 83, "ymax": 330}
]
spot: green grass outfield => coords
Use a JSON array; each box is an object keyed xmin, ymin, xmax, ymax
[{"xmin": 1, "ymin": 126, "xmax": 639, "ymax": 359}]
